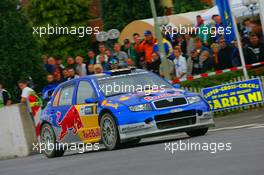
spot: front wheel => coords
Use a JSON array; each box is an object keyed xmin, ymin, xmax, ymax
[
  {"xmin": 186, "ymin": 127, "xmax": 208, "ymax": 137},
  {"xmin": 41, "ymin": 123, "xmax": 65, "ymax": 158},
  {"xmin": 100, "ymin": 113, "xmax": 120, "ymax": 150}
]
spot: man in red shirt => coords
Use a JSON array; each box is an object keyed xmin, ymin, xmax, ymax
[{"xmin": 138, "ymin": 30, "xmax": 157, "ymax": 68}]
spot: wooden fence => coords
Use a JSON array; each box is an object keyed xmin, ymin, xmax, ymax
[{"xmin": 181, "ymin": 76, "xmax": 264, "ymax": 115}]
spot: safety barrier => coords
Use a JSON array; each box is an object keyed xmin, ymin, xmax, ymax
[
  {"xmin": 0, "ymin": 103, "xmax": 38, "ymax": 160},
  {"xmin": 173, "ymin": 61, "xmax": 264, "ymax": 83}
]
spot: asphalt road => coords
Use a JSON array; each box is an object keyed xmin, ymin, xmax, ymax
[{"xmin": 1, "ymin": 109, "xmax": 264, "ymax": 175}]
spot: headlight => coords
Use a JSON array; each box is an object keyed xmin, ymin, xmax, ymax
[
  {"xmin": 128, "ymin": 104, "xmax": 152, "ymax": 112},
  {"xmin": 187, "ymin": 96, "xmax": 201, "ymax": 104}
]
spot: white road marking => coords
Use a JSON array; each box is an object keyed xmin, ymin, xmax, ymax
[{"xmin": 209, "ymin": 123, "xmax": 264, "ymax": 132}]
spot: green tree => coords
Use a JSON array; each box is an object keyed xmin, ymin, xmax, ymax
[
  {"xmin": 25, "ymin": 0, "xmax": 92, "ymax": 58},
  {"xmin": 0, "ymin": 0, "xmax": 46, "ymax": 102},
  {"xmin": 173, "ymin": 0, "xmax": 211, "ymax": 14},
  {"xmin": 101, "ymin": 0, "xmax": 164, "ymax": 31}
]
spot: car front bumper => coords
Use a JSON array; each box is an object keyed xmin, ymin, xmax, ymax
[{"xmin": 118, "ymin": 111, "xmax": 214, "ymax": 141}]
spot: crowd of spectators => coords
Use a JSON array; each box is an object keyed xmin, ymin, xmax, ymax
[{"xmin": 39, "ymin": 15, "xmax": 264, "ymax": 99}]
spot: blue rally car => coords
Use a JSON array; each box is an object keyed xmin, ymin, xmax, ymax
[{"xmin": 40, "ymin": 68, "xmax": 214, "ymax": 157}]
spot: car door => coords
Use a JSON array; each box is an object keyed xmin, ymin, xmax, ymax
[
  {"xmin": 74, "ymin": 80, "xmax": 101, "ymax": 144},
  {"xmin": 52, "ymin": 83, "xmax": 80, "ymax": 142}
]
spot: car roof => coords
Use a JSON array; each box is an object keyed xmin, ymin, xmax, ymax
[{"xmin": 57, "ymin": 69, "xmax": 149, "ymax": 88}]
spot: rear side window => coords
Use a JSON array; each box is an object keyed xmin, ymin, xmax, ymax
[
  {"xmin": 76, "ymin": 81, "xmax": 96, "ymax": 104},
  {"xmin": 58, "ymin": 85, "xmax": 75, "ymax": 106}
]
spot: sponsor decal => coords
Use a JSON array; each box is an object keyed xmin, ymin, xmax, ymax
[
  {"xmin": 101, "ymin": 100, "xmax": 119, "ymax": 109},
  {"xmin": 56, "ymin": 106, "xmax": 83, "ymax": 141},
  {"xmin": 144, "ymin": 92, "xmax": 182, "ymax": 101},
  {"xmin": 80, "ymin": 106, "xmax": 93, "ymax": 115},
  {"xmin": 118, "ymin": 96, "xmax": 130, "ymax": 101},
  {"xmin": 82, "ymin": 128, "xmax": 100, "ymax": 140},
  {"xmin": 170, "ymin": 108, "xmax": 183, "ymax": 113}
]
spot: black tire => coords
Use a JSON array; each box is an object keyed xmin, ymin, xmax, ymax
[
  {"xmin": 186, "ymin": 127, "xmax": 208, "ymax": 137},
  {"xmin": 100, "ymin": 113, "xmax": 120, "ymax": 150},
  {"xmin": 40, "ymin": 123, "xmax": 65, "ymax": 158}
]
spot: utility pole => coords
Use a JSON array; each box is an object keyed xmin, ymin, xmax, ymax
[
  {"xmin": 258, "ymin": 0, "xmax": 264, "ymax": 35},
  {"xmin": 228, "ymin": 0, "xmax": 249, "ymax": 79},
  {"xmin": 149, "ymin": 0, "xmax": 171, "ymax": 80}
]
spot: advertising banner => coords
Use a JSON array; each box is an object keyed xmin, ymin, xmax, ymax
[{"xmin": 202, "ymin": 78, "xmax": 264, "ymax": 111}]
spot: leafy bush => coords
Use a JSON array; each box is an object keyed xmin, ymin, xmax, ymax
[
  {"xmin": 101, "ymin": 0, "xmax": 164, "ymax": 31},
  {"xmin": 25, "ymin": 0, "xmax": 92, "ymax": 58},
  {"xmin": 0, "ymin": 0, "xmax": 46, "ymax": 102}
]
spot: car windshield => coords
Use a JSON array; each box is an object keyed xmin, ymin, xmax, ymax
[{"xmin": 96, "ymin": 72, "xmax": 173, "ymax": 97}]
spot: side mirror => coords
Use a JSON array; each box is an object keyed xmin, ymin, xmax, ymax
[
  {"xmin": 173, "ymin": 84, "xmax": 181, "ymax": 89},
  {"xmin": 85, "ymin": 98, "xmax": 97, "ymax": 103}
]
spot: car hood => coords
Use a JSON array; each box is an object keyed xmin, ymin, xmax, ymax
[{"xmin": 105, "ymin": 88, "xmax": 186, "ymax": 106}]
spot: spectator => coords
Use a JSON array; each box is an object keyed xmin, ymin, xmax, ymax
[
  {"xmin": 66, "ymin": 56, "xmax": 76, "ymax": 70},
  {"xmin": 250, "ymin": 20, "xmax": 263, "ymax": 42},
  {"xmin": 67, "ymin": 68, "xmax": 80, "ymax": 80},
  {"xmin": 196, "ymin": 15, "xmax": 211, "ymax": 46},
  {"xmin": 41, "ymin": 74, "xmax": 57, "ymax": 100},
  {"xmin": 244, "ymin": 33, "xmax": 264, "ymax": 64},
  {"xmin": 54, "ymin": 72, "xmax": 63, "ymax": 84},
  {"xmin": 113, "ymin": 43, "xmax": 129, "ymax": 68},
  {"xmin": 153, "ymin": 34, "xmax": 173, "ymax": 58},
  {"xmin": 175, "ymin": 35, "xmax": 187, "ymax": 56},
  {"xmin": 231, "ymin": 40, "xmax": 241, "ymax": 67},
  {"xmin": 172, "ymin": 47, "xmax": 187, "ymax": 79},
  {"xmin": 139, "ymin": 30, "xmax": 157, "ymax": 66},
  {"xmin": 133, "ymin": 33, "xmax": 143, "ymax": 54},
  {"xmin": 17, "ymin": 79, "xmax": 34, "ymax": 103},
  {"xmin": 241, "ymin": 18, "xmax": 252, "ymax": 45},
  {"xmin": 185, "ymin": 33, "xmax": 195, "ymax": 57},
  {"xmin": 200, "ymin": 51, "xmax": 214, "ymax": 73},
  {"xmin": 187, "ymin": 50, "xmax": 201, "ymax": 75},
  {"xmin": 148, "ymin": 52, "xmax": 161, "ymax": 75},
  {"xmin": 87, "ymin": 50, "xmax": 96, "ymax": 65},
  {"xmin": 0, "ymin": 81, "xmax": 11, "ymax": 107},
  {"xmin": 194, "ymin": 37, "xmax": 209, "ymax": 54},
  {"xmin": 123, "ymin": 39, "xmax": 138, "ymax": 67},
  {"xmin": 45, "ymin": 57, "xmax": 56, "ymax": 74},
  {"xmin": 218, "ymin": 37, "xmax": 233, "ymax": 70},
  {"xmin": 211, "ymin": 14, "xmax": 223, "ymax": 43},
  {"xmin": 62, "ymin": 69, "xmax": 69, "ymax": 81},
  {"xmin": 55, "ymin": 56, "xmax": 65, "ymax": 71},
  {"xmin": 210, "ymin": 43, "xmax": 221, "ymax": 70},
  {"xmin": 108, "ymin": 58, "xmax": 119, "ymax": 70},
  {"xmin": 94, "ymin": 64, "xmax": 103, "ymax": 74},
  {"xmin": 87, "ymin": 64, "xmax": 95, "ymax": 75},
  {"xmin": 98, "ymin": 55, "xmax": 109, "ymax": 71},
  {"xmin": 96, "ymin": 44, "xmax": 108, "ymax": 63},
  {"xmin": 75, "ymin": 56, "xmax": 87, "ymax": 76}
]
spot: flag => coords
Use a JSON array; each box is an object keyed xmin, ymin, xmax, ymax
[{"xmin": 216, "ymin": 0, "xmax": 236, "ymax": 43}]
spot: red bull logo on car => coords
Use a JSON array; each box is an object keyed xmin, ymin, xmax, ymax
[{"xmin": 56, "ymin": 106, "xmax": 83, "ymax": 141}]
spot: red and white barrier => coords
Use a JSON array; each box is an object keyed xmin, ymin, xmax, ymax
[{"xmin": 173, "ymin": 61, "xmax": 264, "ymax": 83}]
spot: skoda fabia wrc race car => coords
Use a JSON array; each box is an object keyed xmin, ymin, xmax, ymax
[{"xmin": 40, "ymin": 68, "xmax": 214, "ymax": 157}]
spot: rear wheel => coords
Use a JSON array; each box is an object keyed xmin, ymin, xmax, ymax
[
  {"xmin": 100, "ymin": 113, "xmax": 120, "ymax": 150},
  {"xmin": 186, "ymin": 128, "xmax": 208, "ymax": 137},
  {"xmin": 41, "ymin": 123, "xmax": 65, "ymax": 158}
]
